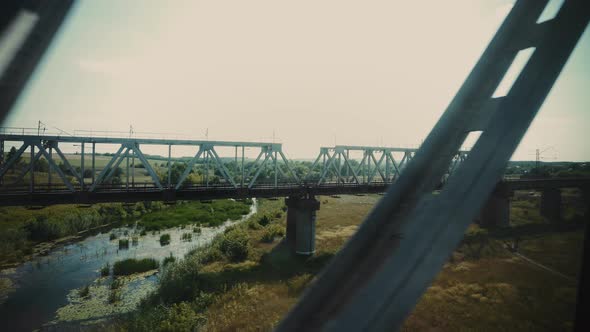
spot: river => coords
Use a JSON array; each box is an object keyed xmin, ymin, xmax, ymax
[{"xmin": 0, "ymin": 199, "xmax": 257, "ymax": 331}]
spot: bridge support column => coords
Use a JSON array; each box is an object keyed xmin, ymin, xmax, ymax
[
  {"xmin": 286, "ymin": 196, "xmax": 320, "ymax": 255},
  {"xmin": 541, "ymin": 188, "xmax": 561, "ymax": 222},
  {"xmin": 477, "ymin": 185, "xmax": 511, "ymax": 227}
]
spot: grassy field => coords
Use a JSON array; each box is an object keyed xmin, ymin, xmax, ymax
[{"xmin": 119, "ymin": 191, "xmax": 586, "ymax": 331}]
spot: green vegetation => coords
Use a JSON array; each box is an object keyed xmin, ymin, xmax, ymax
[
  {"xmin": 113, "ymin": 258, "xmax": 159, "ymax": 276},
  {"xmin": 109, "ymin": 289, "xmax": 122, "ymax": 304},
  {"xmin": 181, "ymin": 233, "xmax": 192, "ymax": 242},
  {"xmin": 118, "ymin": 191, "xmax": 586, "ymax": 331},
  {"xmin": 163, "ymin": 253, "xmax": 176, "ymax": 266},
  {"xmin": 193, "ymin": 226, "xmax": 202, "ymax": 234},
  {"xmin": 111, "ymin": 278, "xmax": 124, "ymax": 290},
  {"xmin": 118, "ymin": 239, "xmax": 130, "ymax": 249},
  {"xmin": 139, "ymin": 199, "xmax": 251, "ymax": 231},
  {"xmin": 260, "ymin": 224, "xmax": 285, "ymax": 243},
  {"xmin": 159, "ymin": 234, "xmax": 171, "ymax": 246},
  {"xmin": 78, "ymin": 285, "xmax": 90, "ymax": 298},
  {"xmin": 0, "ymin": 201, "xmax": 164, "ymax": 265},
  {"xmin": 219, "ymin": 228, "xmax": 250, "ymax": 262},
  {"xmin": 100, "ymin": 263, "xmax": 111, "ymax": 277},
  {"xmin": 109, "ymin": 233, "xmax": 118, "ymax": 241}
]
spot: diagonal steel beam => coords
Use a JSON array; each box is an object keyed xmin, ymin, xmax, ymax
[
  {"xmin": 317, "ymin": 151, "xmax": 338, "ymax": 185},
  {"xmin": 175, "ymin": 147, "xmax": 204, "ymax": 189},
  {"xmin": 277, "ymin": 1, "xmax": 588, "ymax": 330},
  {"xmin": 13, "ymin": 149, "xmax": 42, "ymax": 185},
  {"xmin": 89, "ymin": 145, "xmax": 125, "ymax": 192},
  {"xmin": 132, "ymin": 144, "xmax": 163, "ymax": 189},
  {"xmin": 104, "ymin": 148, "xmax": 129, "ymax": 184},
  {"xmin": 35, "ymin": 142, "xmax": 74, "ymax": 192},
  {"xmin": 368, "ymin": 152, "xmax": 386, "ymax": 183},
  {"xmin": 209, "ymin": 148, "xmax": 237, "ymax": 188},
  {"xmin": 53, "ymin": 144, "xmax": 81, "ymax": 184},
  {"xmin": 341, "ymin": 151, "xmax": 360, "ymax": 184},
  {"xmin": 248, "ymin": 152, "xmax": 271, "ymax": 188},
  {"xmin": 0, "ymin": 142, "xmax": 29, "ymax": 178}
]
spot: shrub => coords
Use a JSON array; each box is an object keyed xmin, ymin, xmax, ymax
[
  {"xmin": 113, "ymin": 258, "xmax": 159, "ymax": 276},
  {"xmin": 220, "ymin": 228, "xmax": 250, "ymax": 262},
  {"xmin": 258, "ymin": 215, "xmax": 271, "ymax": 227},
  {"xmin": 111, "ymin": 278, "xmax": 124, "ymax": 289},
  {"xmin": 247, "ymin": 219, "xmax": 262, "ymax": 230},
  {"xmin": 157, "ymin": 255, "xmax": 202, "ymax": 303},
  {"xmin": 109, "ymin": 233, "xmax": 118, "ymax": 241},
  {"xmin": 140, "ymin": 229, "xmax": 147, "ymax": 236},
  {"xmin": 119, "ymin": 239, "xmax": 130, "ymax": 249},
  {"xmin": 193, "ymin": 227, "xmax": 202, "ymax": 234},
  {"xmin": 260, "ymin": 224, "xmax": 285, "ymax": 243},
  {"xmin": 163, "ymin": 253, "xmax": 176, "ymax": 266},
  {"xmin": 181, "ymin": 233, "xmax": 192, "ymax": 242},
  {"xmin": 100, "ymin": 263, "xmax": 110, "ymax": 277},
  {"xmin": 78, "ymin": 285, "xmax": 90, "ymax": 298},
  {"xmin": 160, "ymin": 234, "xmax": 171, "ymax": 246},
  {"xmin": 108, "ymin": 289, "xmax": 122, "ymax": 303}
]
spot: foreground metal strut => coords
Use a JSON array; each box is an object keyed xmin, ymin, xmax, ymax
[{"xmin": 276, "ymin": 0, "xmax": 589, "ymax": 331}]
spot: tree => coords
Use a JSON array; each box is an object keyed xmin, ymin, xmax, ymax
[{"xmin": 6, "ymin": 146, "xmax": 22, "ymax": 172}]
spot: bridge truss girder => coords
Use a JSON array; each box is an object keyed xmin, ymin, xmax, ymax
[{"xmin": 0, "ymin": 136, "xmax": 303, "ymax": 193}]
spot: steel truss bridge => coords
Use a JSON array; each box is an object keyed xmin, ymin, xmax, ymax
[
  {"xmin": 0, "ymin": 133, "xmax": 469, "ymax": 206},
  {"xmin": 0, "ymin": 0, "xmax": 588, "ymax": 330}
]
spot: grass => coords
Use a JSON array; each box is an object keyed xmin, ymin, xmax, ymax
[
  {"xmin": 0, "ymin": 201, "xmax": 163, "ymax": 265},
  {"xmin": 120, "ymin": 192, "xmax": 586, "ymax": 331},
  {"xmin": 163, "ymin": 254, "xmax": 176, "ymax": 266},
  {"xmin": 159, "ymin": 234, "xmax": 171, "ymax": 246},
  {"xmin": 113, "ymin": 258, "xmax": 159, "ymax": 276},
  {"xmin": 100, "ymin": 263, "xmax": 110, "ymax": 277},
  {"xmin": 78, "ymin": 285, "xmax": 90, "ymax": 298},
  {"xmin": 118, "ymin": 238, "xmax": 130, "ymax": 249},
  {"xmin": 139, "ymin": 199, "xmax": 251, "ymax": 231}
]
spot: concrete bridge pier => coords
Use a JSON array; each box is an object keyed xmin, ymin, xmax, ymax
[
  {"xmin": 541, "ymin": 188, "xmax": 562, "ymax": 222},
  {"xmin": 477, "ymin": 185, "xmax": 511, "ymax": 227},
  {"xmin": 286, "ymin": 196, "xmax": 321, "ymax": 255}
]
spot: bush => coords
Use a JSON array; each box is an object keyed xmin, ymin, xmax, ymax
[
  {"xmin": 163, "ymin": 253, "xmax": 176, "ymax": 266},
  {"xmin": 100, "ymin": 263, "xmax": 110, "ymax": 277},
  {"xmin": 181, "ymin": 233, "xmax": 192, "ymax": 242},
  {"xmin": 157, "ymin": 255, "xmax": 203, "ymax": 303},
  {"xmin": 258, "ymin": 215, "xmax": 271, "ymax": 227},
  {"xmin": 78, "ymin": 285, "xmax": 90, "ymax": 298},
  {"xmin": 160, "ymin": 233, "xmax": 171, "ymax": 246},
  {"xmin": 140, "ymin": 229, "xmax": 147, "ymax": 236},
  {"xmin": 109, "ymin": 233, "xmax": 118, "ymax": 241},
  {"xmin": 108, "ymin": 289, "xmax": 122, "ymax": 303},
  {"xmin": 193, "ymin": 227, "xmax": 202, "ymax": 234},
  {"xmin": 247, "ymin": 219, "xmax": 262, "ymax": 230},
  {"xmin": 260, "ymin": 224, "xmax": 285, "ymax": 243},
  {"xmin": 220, "ymin": 228, "xmax": 250, "ymax": 262},
  {"xmin": 111, "ymin": 278, "xmax": 124, "ymax": 289},
  {"xmin": 119, "ymin": 238, "xmax": 130, "ymax": 249},
  {"xmin": 113, "ymin": 258, "xmax": 159, "ymax": 276}
]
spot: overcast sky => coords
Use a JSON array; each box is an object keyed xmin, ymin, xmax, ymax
[{"xmin": 3, "ymin": 0, "xmax": 589, "ymax": 161}]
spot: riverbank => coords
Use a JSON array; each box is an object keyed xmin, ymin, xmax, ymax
[
  {"xmin": 117, "ymin": 191, "xmax": 586, "ymax": 331},
  {"xmin": 0, "ymin": 202, "xmax": 161, "ymax": 267},
  {"xmin": 0, "ymin": 198, "xmax": 255, "ymax": 331}
]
